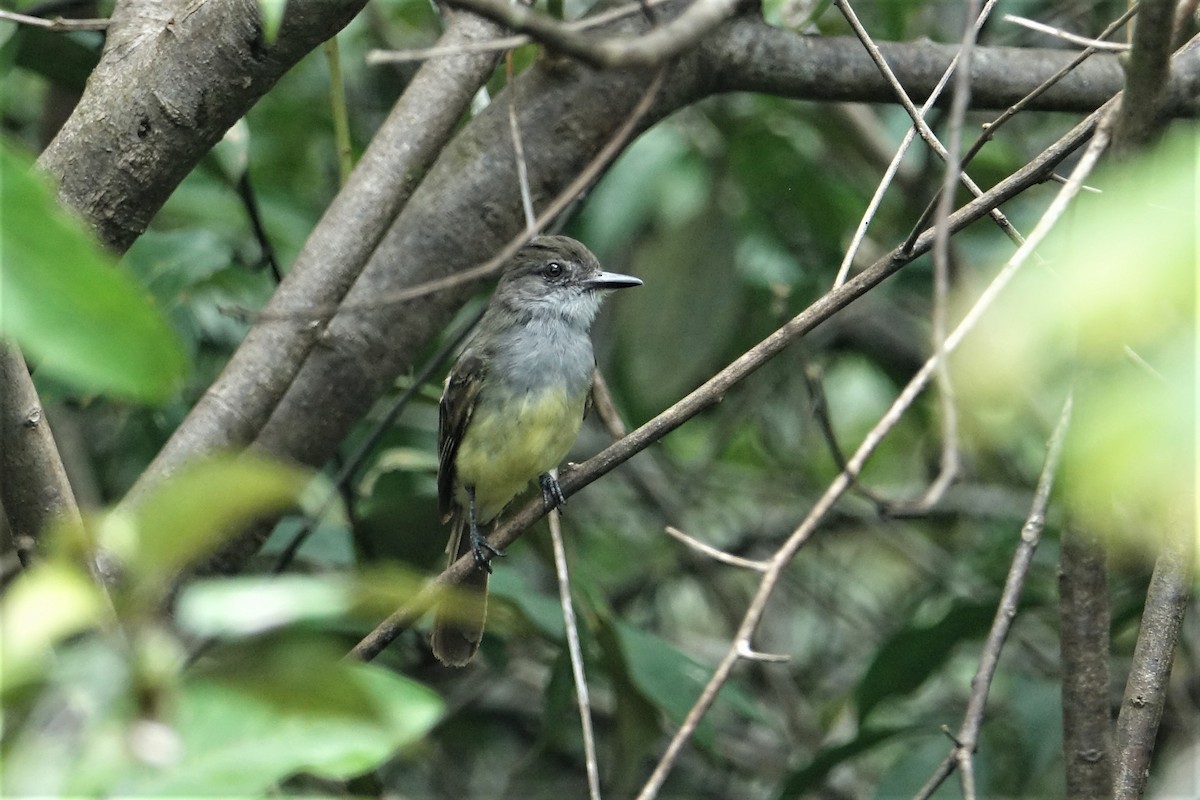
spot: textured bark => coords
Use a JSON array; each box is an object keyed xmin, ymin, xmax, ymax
[
  {"xmin": 1113, "ymin": 528, "xmax": 1194, "ymax": 800},
  {"xmin": 0, "ymin": 344, "xmax": 80, "ymax": 558},
  {"xmin": 1059, "ymin": 524, "xmax": 1114, "ymax": 800}
]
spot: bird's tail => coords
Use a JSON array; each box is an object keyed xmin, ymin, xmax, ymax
[{"xmin": 430, "ymin": 512, "xmax": 489, "ymax": 666}]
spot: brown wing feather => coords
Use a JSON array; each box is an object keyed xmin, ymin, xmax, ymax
[{"xmin": 437, "ymin": 350, "xmax": 487, "ymax": 522}]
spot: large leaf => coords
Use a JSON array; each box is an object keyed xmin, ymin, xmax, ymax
[{"xmin": 0, "ymin": 139, "xmax": 186, "ymax": 402}]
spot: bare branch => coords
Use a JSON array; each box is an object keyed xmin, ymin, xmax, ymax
[
  {"xmin": 548, "ymin": 505, "xmax": 603, "ymax": 800},
  {"xmin": 1004, "ymin": 14, "xmax": 1132, "ymax": 52},
  {"xmin": 1113, "ymin": 522, "xmax": 1195, "ymax": 799},
  {"xmin": 0, "ymin": 7, "xmax": 110, "ymax": 30},
  {"xmin": 663, "ymin": 526, "xmax": 770, "ymax": 572}
]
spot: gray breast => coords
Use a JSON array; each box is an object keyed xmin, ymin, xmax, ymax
[{"xmin": 491, "ymin": 316, "xmax": 596, "ymax": 399}]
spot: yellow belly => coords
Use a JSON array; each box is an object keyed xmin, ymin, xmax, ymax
[{"xmin": 455, "ymin": 388, "xmax": 587, "ymax": 521}]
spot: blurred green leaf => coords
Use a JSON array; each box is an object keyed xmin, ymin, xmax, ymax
[
  {"xmin": 176, "ymin": 575, "xmax": 355, "ymax": 638},
  {"xmin": 957, "ymin": 132, "xmax": 1196, "ymax": 556},
  {"xmin": 257, "ymin": 0, "xmax": 287, "ymax": 42},
  {"xmin": 96, "ymin": 454, "xmax": 312, "ymax": 606},
  {"xmin": 119, "ymin": 636, "xmax": 443, "ymax": 795},
  {"xmin": 855, "ymin": 599, "xmax": 996, "ymax": 723},
  {"xmin": 0, "ymin": 139, "xmax": 187, "ymax": 402},
  {"xmin": 0, "ymin": 561, "xmax": 105, "ymax": 691}
]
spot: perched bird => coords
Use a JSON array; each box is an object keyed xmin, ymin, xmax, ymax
[{"xmin": 431, "ymin": 236, "xmax": 642, "ymax": 666}]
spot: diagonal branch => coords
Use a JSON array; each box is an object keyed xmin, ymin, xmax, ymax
[{"xmin": 1113, "ymin": 519, "xmax": 1195, "ymax": 799}]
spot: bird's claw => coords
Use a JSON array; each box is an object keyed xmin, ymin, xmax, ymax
[
  {"xmin": 470, "ymin": 533, "xmax": 505, "ymax": 574},
  {"xmin": 539, "ymin": 473, "xmax": 567, "ymax": 511}
]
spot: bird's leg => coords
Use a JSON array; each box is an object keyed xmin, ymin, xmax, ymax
[
  {"xmin": 466, "ymin": 485, "xmax": 504, "ymax": 573},
  {"xmin": 539, "ymin": 472, "xmax": 567, "ymax": 511}
]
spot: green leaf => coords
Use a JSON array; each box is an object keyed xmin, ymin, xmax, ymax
[
  {"xmin": 119, "ymin": 636, "xmax": 443, "ymax": 795},
  {"xmin": 855, "ymin": 599, "xmax": 997, "ymax": 723},
  {"xmin": 0, "ymin": 139, "xmax": 187, "ymax": 402},
  {"xmin": 0, "ymin": 561, "xmax": 105, "ymax": 691},
  {"xmin": 97, "ymin": 454, "xmax": 312, "ymax": 606}
]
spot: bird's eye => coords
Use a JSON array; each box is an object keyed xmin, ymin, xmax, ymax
[{"xmin": 543, "ymin": 262, "xmax": 564, "ymax": 279}]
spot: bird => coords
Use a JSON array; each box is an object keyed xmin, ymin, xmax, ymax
[{"xmin": 431, "ymin": 235, "xmax": 642, "ymax": 666}]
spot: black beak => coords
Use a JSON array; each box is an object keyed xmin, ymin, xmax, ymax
[{"xmin": 584, "ymin": 271, "xmax": 643, "ymax": 290}]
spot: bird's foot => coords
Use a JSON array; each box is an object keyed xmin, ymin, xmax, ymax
[
  {"xmin": 469, "ymin": 526, "xmax": 505, "ymax": 574},
  {"xmin": 539, "ymin": 472, "xmax": 567, "ymax": 511}
]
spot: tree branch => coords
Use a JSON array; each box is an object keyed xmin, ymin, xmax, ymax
[
  {"xmin": 1113, "ymin": 522, "xmax": 1195, "ymax": 800},
  {"xmin": 0, "ymin": 344, "xmax": 81, "ymax": 561}
]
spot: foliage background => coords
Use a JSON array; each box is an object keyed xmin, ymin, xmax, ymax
[{"xmin": 1, "ymin": 0, "xmax": 1196, "ymax": 797}]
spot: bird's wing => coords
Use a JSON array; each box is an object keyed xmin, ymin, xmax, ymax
[{"xmin": 438, "ymin": 349, "xmax": 487, "ymax": 522}]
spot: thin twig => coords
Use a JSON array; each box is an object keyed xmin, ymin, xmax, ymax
[
  {"xmin": 901, "ymin": 5, "xmax": 1139, "ymax": 254},
  {"xmin": 664, "ymin": 526, "xmax": 770, "ymax": 572},
  {"xmin": 506, "ymin": 52, "xmax": 537, "ymax": 233},
  {"xmin": 833, "ymin": 0, "xmax": 1024, "ymax": 251},
  {"xmin": 1004, "ymin": 14, "xmax": 1132, "ymax": 52},
  {"xmin": 800, "ymin": 364, "xmax": 890, "ymax": 509},
  {"xmin": 834, "ymin": 0, "xmax": 1004, "ymax": 286},
  {"xmin": 548, "ymin": 502, "xmax": 603, "ymax": 800},
  {"xmin": 913, "ymin": 392, "xmax": 1074, "ymax": 800},
  {"xmin": 0, "ymin": 7, "xmax": 109, "ymax": 30},
  {"xmin": 588, "ymin": 368, "xmax": 630, "ymax": 440},
  {"xmin": 923, "ymin": 0, "xmax": 980, "ymax": 516},
  {"xmin": 635, "ymin": 87, "xmax": 1118, "ymax": 800},
  {"xmin": 324, "ymin": 37, "xmax": 354, "ymax": 186}
]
